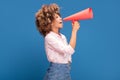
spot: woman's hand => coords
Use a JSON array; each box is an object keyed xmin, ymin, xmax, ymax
[{"xmin": 72, "ymin": 21, "xmax": 80, "ymax": 31}]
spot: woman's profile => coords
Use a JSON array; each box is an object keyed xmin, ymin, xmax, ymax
[{"xmin": 35, "ymin": 3, "xmax": 80, "ymax": 80}]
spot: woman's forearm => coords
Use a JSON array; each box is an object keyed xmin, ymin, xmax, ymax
[
  {"xmin": 69, "ymin": 21, "xmax": 80, "ymax": 49},
  {"xmin": 69, "ymin": 30, "xmax": 77, "ymax": 49}
]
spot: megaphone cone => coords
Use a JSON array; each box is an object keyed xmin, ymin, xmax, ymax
[{"xmin": 63, "ymin": 8, "xmax": 93, "ymax": 22}]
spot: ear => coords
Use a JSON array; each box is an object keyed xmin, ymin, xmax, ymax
[
  {"xmin": 51, "ymin": 23, "xmax": 53, "ymax": 26},
  {"xmin": 51, "ymin": 21, "xmax": 54, "ymax": 26}
]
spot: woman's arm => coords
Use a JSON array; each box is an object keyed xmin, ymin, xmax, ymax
[{"xmin": 69, "ymin": 21, "xmax": 80, "ymax": 49}]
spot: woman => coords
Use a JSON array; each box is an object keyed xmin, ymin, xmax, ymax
[{"xmin": 35, "ymin": 3, "xmax": 80, "ymax": 80}]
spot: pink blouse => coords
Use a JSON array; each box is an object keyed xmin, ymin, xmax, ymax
[{"xmin": 45, "ymin": 31, "xmax": 75, "ymax": 64}]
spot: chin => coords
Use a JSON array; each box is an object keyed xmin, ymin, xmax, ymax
[{"xmin": 59, "ymin": 26, "xmax": 63, "ymax": 29}]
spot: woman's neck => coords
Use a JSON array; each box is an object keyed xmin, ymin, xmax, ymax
[{"xmin": 52, "ymin": 28, "xmax": 60, "ymax": 35}]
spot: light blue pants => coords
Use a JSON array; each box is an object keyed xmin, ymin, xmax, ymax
[{"xmin": 44, "ymin": 62, "xmax": 71, "ymax": 80}]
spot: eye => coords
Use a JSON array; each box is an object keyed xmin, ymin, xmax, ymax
[{"xmin": 55, "ymin": 15, "xmax": 58, "ymax": 18}]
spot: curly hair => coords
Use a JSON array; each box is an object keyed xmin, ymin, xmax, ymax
[{"xmin": 35, "ymin": 3, "xmax": 61, "ymax": 37}]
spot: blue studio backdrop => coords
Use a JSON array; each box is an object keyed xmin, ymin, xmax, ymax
[{"xmin": 0, "ymin": 0, "xmax": 120, "ymax": 80}]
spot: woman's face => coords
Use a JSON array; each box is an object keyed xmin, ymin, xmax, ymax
[{"xmin": 51, "ymin": 14, "xmax": 63, "ymax": 29}]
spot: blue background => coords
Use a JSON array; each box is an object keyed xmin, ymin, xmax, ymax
[{"xmin": 0, "ymin": 0, "xmax": 120, "ymax": 80}]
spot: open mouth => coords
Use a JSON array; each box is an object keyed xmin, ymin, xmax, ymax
[{"xmin": 59, "ymin": 22, "xmax": 63, "ymax": 24}]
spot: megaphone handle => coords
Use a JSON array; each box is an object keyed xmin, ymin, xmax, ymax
[{"xmin": 72, "ymin": 20, "xmax": 75, "ymax": 24}]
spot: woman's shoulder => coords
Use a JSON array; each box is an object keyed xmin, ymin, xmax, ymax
[
  {"xmin": 45, "ymin": 31, "xmax": 57, "ymax": 40},
  {"xmin": 45, "ymin": 32, "xmax": 53, "ymax": 39},
  {"xmin": 45, "ymin": 31, "xmax": 66, "ymax": 40}
]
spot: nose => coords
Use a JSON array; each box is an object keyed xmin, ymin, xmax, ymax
[{"xmin": 60, "ymin": 17, "xmax": 62, "ymax": 20}]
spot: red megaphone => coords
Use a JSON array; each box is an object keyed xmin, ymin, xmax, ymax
[{"xmin": 63, "ymin": 8, "xmax": 93, "ymax": 22}]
